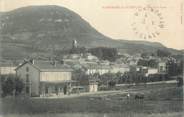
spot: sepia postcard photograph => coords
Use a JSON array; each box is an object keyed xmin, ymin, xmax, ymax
[{"xmin": 0, "ymin": 0, "xmax": 183, "ymax": 117}]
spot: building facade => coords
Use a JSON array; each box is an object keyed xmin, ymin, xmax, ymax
[
  {"xmin": 0, "ymin": 64, "xmax": 16, "ymax": 75},
  {"xmin": 16, "ymin": 60, "xmax": 74, "ymax": 97},
  {"xmin": 158, "ymin": 62, "xmax": 167, "ymax": 73}
]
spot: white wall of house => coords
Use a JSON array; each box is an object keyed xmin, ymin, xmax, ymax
[
  {"xmin": 0, "ymin": 67, "xmax": 16, "ymax": 75},
  {"xmin": 40, "ymin": 71, "xmax": 72, "ymax": 82},
  {"xmin": 110, "ymin": 67, "xmax": 129, "ymax": 74},
  {"xmin": 89, "ymin": 84, "xmax": 98, "ymax": 92},
  {"xmin": 16, "ymin": 63, "xmax": 40, "ymax": 96},
  {"xmin": 86, "ymin": 69, "xmax": 110, "ymax": 75},
  {"xmin": 145, "ymin": 68, "xmax": 158, "ymax": 77},
  {"xmin": 158, "ymin": 62, "xmax": 167, "ymax": 73}
]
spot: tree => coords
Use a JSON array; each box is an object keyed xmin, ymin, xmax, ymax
[
  {"xmin": 137, "ymin": 59, "xmax": 148, "ymax": 66},
  {"xmin": 118, "ymin": 72, "xmax": 129, "ymax": 84},
  {"xmin": 177, "ymin": 60, "xmax": 183, "ymax": 75},
  {"xmin": 141, "ymin": 52, "xmax": 149, "ymax": 58},
  {"xmin": 148, "ymin": 59, "xmax": 158, "ymax": 68},
  {"xmin": 167, "ymin": 60, "xmax": 178, "ymax": 76},
  {"xmin": 137, "ymin": 59, "xmax": 158, "ymax": 68},
  {"xmin": 1, "ymin": 75, "xmax": 24, "ymax": 97},
  {"xmin": 108, "ymin": 81, "xmax": 116, "ymax": 87},
  {"xmin": 2, "ymin": 77, "xmax": 14, "ymax": 96},
  {"xmin": 70, "ymin": 47, "xmax": 87, "ymax": 54},
  {"xmin": 72, "ymin": 69, "xmax": 90, "ymax": 86},
  {"xmin": 14, "ymin": 77, "xmax": 24, "ymax": 95},
  {"xmin": 156, "ymin": 49, "xmax": 171, "ymax": 57},
  {"xmin": 89, "ymin": 47, "xmax": 118, "ymax": 61},
  {"xmin": 177, "ymin": 77, "xmax": 183, "ymax": 87},
  {"xmin": 98, "ymin": 72, "xmax": 120, "ymax": 88}
]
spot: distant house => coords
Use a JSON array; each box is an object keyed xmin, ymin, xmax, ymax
[
  {"xmin": 129, "ymin": 65, "xmax": 142, "ymax": 73},
  {"xmin": 158, "ymin": 61, "xmax": 167, "ymax": 73},
  {"xmin": 88, "ymin": 80, "xmax": 98, "ymax": 92},
  {"xmin": 84, "ymin": 53, "xmax": 99, "ymax": 61},
  {"xmin": 134, "ymin": 66, "xmax": 158, "ymax": 77},
  {"xmin": 145, "ymin": 68, "xmax": 158, "ymax": 77},
  {"xmin": 0, "ymin": 63, "xmax": 16, "ymax": 75},
  {"xmin": 15, "ymin": 60, "xmax": 74, "ymax": 97},
  {"xmin": 128, "ymin": 59, "xmax": 138, "ymax": 66},
  {"xmin": 83, "ymin": 63, "xmax": 130, "ymax": 75},
  {"xmin": 110, "ymin": 64, "xmax": 130, "ymax": 74},
  {"xmin": 83, "ymin": 64, "xmax": 110, "ymax": 75},
  {"xmin": 63, "ymin": 59, "xmax": 80, "ymax": 65}
]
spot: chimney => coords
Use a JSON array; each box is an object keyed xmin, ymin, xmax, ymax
[{"xmin": 30, "ymin": 59, "xmax": 34, "ymax": 64}]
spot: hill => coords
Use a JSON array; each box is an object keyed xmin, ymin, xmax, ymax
[{"xmin": 0, "ymin": 5, "xmax": 182, "ymax": 60}]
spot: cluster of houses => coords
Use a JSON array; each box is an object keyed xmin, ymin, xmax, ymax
[
  {"xmin": 0, "ymin": 53, "xmax": 170, "ymax": 97},
  {"xmin": 63, "ymin": 53, "xmax": 130, "ymax": 75},
  {"xmin": 0, "ymin": 41, "xmax": 179, "ymax": 97}
]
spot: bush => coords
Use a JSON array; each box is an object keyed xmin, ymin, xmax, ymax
[
  {"xmin": 108, "ymin": 81, "xmax": 116, "ymax": 87},
  {"xmin": 1, "ymin": 75, "xmax": 24, "ymax": 97},
  {"xmin": 89, "ymin": 47, "xmax": 118, "ymax": 61},
  {"xmin": 2, "ymin": 77, "xmax": 14, "ymax": 96},
  {"xmin": 177, "ymin": 77, "xmax": 183, "ymax": 87}
]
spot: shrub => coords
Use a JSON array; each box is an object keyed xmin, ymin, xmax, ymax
[{"xmin": 1, "ymin": 75, "xmax": 24, "ymax": 97}]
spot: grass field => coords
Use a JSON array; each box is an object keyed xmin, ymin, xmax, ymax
[
  {"xmin": 0, "ymin": 83, "xmax": 183, "ymax": 117},
  {"xmin": 0, "ymin": 112, "xmax": 183, "ymax": 117}
]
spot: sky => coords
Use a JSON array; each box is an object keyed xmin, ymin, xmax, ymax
[{"xmin": 0, "ymin": 0, "xmax": 183, "ymax": 50}]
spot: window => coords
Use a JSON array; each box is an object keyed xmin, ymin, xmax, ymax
[
  {"xmin": 160, "ymin": 66, "xmax": 163, "ymax": 72},
  {"xmin": 55, "ymin": 86, "xmax": 58, "ymax": 94},
  {"xmin": 26, "ymin": 86, "xmax": 30, "ymax": 94},
  {"xmin": 26, "ymin": 67, "xmax": 29, "ymax": 72},
  {"xmin": 45, "ymin": 86, "xmax": 49, "ymax": 94},
  {"xmin": 26, "ymin": 74, "xmax": 29, "ymax": 83}
]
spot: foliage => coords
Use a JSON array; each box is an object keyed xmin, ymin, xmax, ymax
[
  {"xmin": 14, "ymin": 77, "xmax": 24, "ymax": 95},
  {"xmin": 108, "ymin": 81, "xmax": 116, "ymax": 87},
  {"xmin": 1, "ymin": 77, "xmax": 14, "ymax": 96},
  {"xmin": 98, "ymin": 73, "xmax": 119, "ymax": 86},
  {"xmin": 72, "ymin": 69, "xmax": 90, "ymax": 85},
  {"xmin": 118, "ymin": 71, "xmax": 170, "ymax": 84},
  {"xmin": 1, "ymin": 75, "xmax": 24, "ymax": 97},
  {"xmin": 89, "ymin": 47, "xmax": 118, "ymax": 61},
  {"xmin": 72, "ymin": 70, "xmax": 123, "ymax": 88},
  {"xmin": 69, "ymin": 47, "xmax": 87, "ymax": 54},
  {"xmin": 141, "ymin": 52, "xmax": 156, "ymax": 58},
  {"xmin": 172, "ymin": 54, "xmax": 183, "ymax": 61},
  {"xmin": 177, "ymin": 77, "xmax": 183, "ymax": 87},
  {"xmin": 177, "ymin": 60, "xmax": 183, "ymax": 75},
  {"xmin": 167, "ymin": 59, "xmax": 183, "ymax": 76},
  {"xmin": 118, "ymin": 66, "xmax": 147, "ymax": 84},
  {"xmin": 137, "ymin": 59, "xmax": 158, "ymax": 68},
  {"xmin": 156, "ymin": 49, "xmax": 171, "ymax": 57},
  {"xmin": 147, "ymin": 74, "xmax": 169, "ymax": 82}
]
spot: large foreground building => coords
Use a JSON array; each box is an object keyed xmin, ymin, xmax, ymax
[{"xmin": 16, "ymin": 60, "xmax": 74, "ymax": 97}]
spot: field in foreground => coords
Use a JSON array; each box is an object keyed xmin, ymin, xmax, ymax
[
  {"xmin": 0, "ymin": 83, "xmax": 183, "ymax": 117},
  {"xmin": 1, "ymin": 112, "xmax": 183, "ymax": 117}
]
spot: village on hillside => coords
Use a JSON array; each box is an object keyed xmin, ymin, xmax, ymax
[
  {"xmin": 0, "ymin": 40, "xmax": 183, "ymax": 98},
  {"xmin": 0, "ymin": 2, "xmax": 183, "ymax": 116}
]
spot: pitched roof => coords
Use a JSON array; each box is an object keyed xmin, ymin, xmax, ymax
[{"xmin": 16, "ymin": 60, "xmax": 73, "ymax": 72}]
